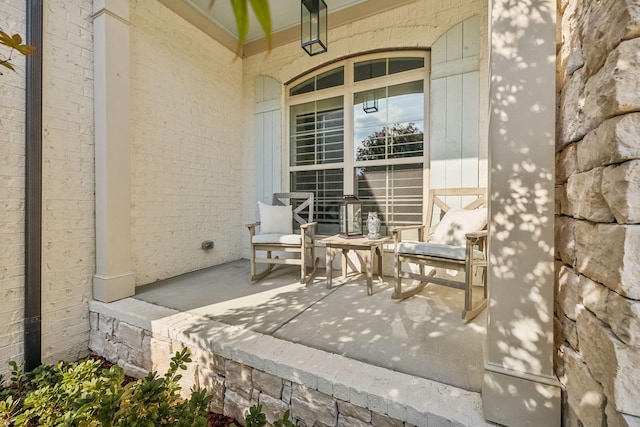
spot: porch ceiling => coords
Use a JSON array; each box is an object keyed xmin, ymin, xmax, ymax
[{"xmin": 157, "ymin": 0, "xmax": 417, "ymax": 55}]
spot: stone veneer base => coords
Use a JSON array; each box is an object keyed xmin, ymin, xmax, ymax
[{"xmin": 89, "ymin": 298, "xmax": 493, "ymax": 427}]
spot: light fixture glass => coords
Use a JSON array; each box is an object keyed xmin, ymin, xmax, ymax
[
  {"xmin": 339, "ymin": 195, "xmax": 363, "ymax": 237},
  {"xmin": 363, "ymin": 91, "xmax": 378, "ymax": 113},
  {"xmin": 301, "ymin": 0, "xmax": 327, "ymax": 56}
]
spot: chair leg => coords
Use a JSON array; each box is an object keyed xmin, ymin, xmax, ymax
[
  {"xmin": 392, "ymin": 269, "xmax": 433, "ymax": 300},
  {"xmin": 394, "ymin": 253, "xmax": 402, "ymax": 296},
  {"xmin": 301, "ymin": 244, "xmax": 318, "ymax": 285},
  {"xmin": 250, "ymin": 246, "xmax": 257, "ymax": 278},
  {"xmin": 393, "ymin": 256, "xmax": 433, "ymax": 299},
  {"xmin": 461, "ymin": 262, "xmax": 487, "ymax": 322},
  {"xmin": 250, "ymin": 250, "xmax": 276, "ymax": 282},
  {"xmin": 300, "ymin": 245, "xmax": 307, "ymax": 283}
]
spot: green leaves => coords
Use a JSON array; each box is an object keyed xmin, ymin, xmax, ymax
[
  {"xmin": 0, "ymin": 30, "xmax": 36, "ymax": 74},
  {"xmin": 0, "ymin": 349, "xmax": 212, "ymax": 426},
  {"xmin": 208, "ymin": 0, "xmax": 272, "ymax": 54}
]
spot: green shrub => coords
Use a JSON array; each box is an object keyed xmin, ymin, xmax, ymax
[
  {"xmin": 0, "ymin": 348, "xmax": 211, "ymax": 427},
  {"xmin": 235, "ymin": 404, "xmax": 298, "ymax": 427}
]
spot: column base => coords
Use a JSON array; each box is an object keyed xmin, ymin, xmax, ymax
[
  {"xmin": 483, "ymin": 365, "xmax": 561, "ymax": 427},
  {"xmin": 93, "ymin": 272, "xmax": 135, "ymax": 302}
]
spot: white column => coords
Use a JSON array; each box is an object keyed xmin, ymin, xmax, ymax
[
  {"xmin": 483, "ymin": 0, "xmax": 561, "ymax": 426},
  {"xmin": 91, "ymin": 0, "xmax": 134, "ymax": 302}
]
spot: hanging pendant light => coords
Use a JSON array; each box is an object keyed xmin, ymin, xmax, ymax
[
  {"xmin": 301, "ymin": 0, "xmax": 328, "ymax": 56},
  {"xmin": 363, "ymin": 91, "xmax": 378, "ymax": 113}
]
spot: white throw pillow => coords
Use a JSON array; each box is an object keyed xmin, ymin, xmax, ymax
[
  {"xmin": 258, "ymin": 201, "xmax": 293, "ymax": 235},
  {"xmin": 430, "ymin": 207, "xmax": 487, "ymax": 246}
]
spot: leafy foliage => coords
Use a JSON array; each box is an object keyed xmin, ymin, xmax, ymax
[
  {"xmin": 208, "ymin": 0, "xmax": 272, "ymax": 54},
  {"xmin": 0, "ymin": 348, "xmax": 212, "ymax": 426},
  {"xmin": 232, "ymin": 405, "xmax": 298, "ymax": 427},
  {"xmin": 0, "ymin": 30, "xmax": 35, "ymax": 74},
  {"xmin": 355, "ymin": 123, "xmax": 424, "ymax": 162}
]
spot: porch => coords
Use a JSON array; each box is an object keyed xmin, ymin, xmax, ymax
[{"xmin": 89, "ymin": 259, "xmax": 493, "ymax": 426}]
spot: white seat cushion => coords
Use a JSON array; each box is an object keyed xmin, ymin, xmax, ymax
[
  {"xmin": 252, "ymin": 233, "xmax": 312, "ymax": 245},
  {"xmin": 258, "ymin": 201, "xmax": 293, "ymax": 234},
  {"xmin": 397, "ymin": 241, "xmax": 485, "ymax": 261},
  {"xmin": 431, "ymin": 207, "xmax": 487, "ymax": 246}
]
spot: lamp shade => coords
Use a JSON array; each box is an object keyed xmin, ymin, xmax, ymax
[
  {"xmin": 339, "ymin": 195, "xmax": 362, "ymax": 237},
  {"xmin": 301, "ymin": 0, "xmax": 327, "ymax": 56}
]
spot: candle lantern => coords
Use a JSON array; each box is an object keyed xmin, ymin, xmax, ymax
[{"xmin": 339, "ymin": 195, "xmax": 362, "ymax": 237}]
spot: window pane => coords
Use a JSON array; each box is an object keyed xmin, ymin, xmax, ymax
[
  {"xmin": 290, "ymin": 96, "xmax": 344, "ymax": 166},
  {"xmin": 290, "ymin": 77, "xmax": 314, "ymax": 96},
  {"xmin": 389, "ymin": 57, "xmax": 424, "ymax": 75},
  {"xmin": 356, "ymin": 164, "xmax": 423, "ymax": 236},
  {"xmin": 354, "ymin": 81, "xmax": 424, "ymax": 161},
  {"xmin": 317, "ymin": 66, "xmax": 344, "ymax": 90},
  {"xmin": 290, "ymin": 66, "xmax": 344, "ymax": 96},
  {"xmin": 291, "ymin": 169, "xmax": 344, "ymax": 234},
  {"xmin": 354, "ymin": 59, "xmax": 386, "ymax": 82},
  {"xmin": 353, "ymin": 87, "xmax": 388, "ymax": 161}
]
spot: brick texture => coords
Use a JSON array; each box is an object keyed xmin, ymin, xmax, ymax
[
  {"xmin": 129, "ymin": 1, "xmax": 244, "ymax": 285},
  {"xmin": 40, "ymin": 0, "xmax": 95, "ymax": 364},
  {"xmin": 0, "ymin": 0, "xmax": 28, "ymax": 381}
]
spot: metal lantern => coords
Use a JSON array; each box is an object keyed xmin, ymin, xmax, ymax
[
  {"xmin": 363, "ymin": 91, "xmax": 378, "ymax": 113},
  {"xmin": 301, "ymin": 0, "xmax": 327, "ymax": 56},
  {"xmin": 339, "ymin": 195, "xmax": 362, "ymax": 237}
]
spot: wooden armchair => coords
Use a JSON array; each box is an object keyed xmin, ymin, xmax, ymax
[
  {"xmin": 392, "ymin": 188, "xmax": 488, "ymax": 322},
  {"xmin": 247, "ymin": 192, "xmax": 319, "ymax": 284}
]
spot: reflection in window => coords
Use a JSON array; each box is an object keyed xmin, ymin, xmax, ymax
[
  {"xmin": 354, "ymin": 57, "xmax": 424, "ymax": 82},
  {"xmin": 290, "ymin": 97, "xmax": 344, "ymax": 166},
  {"xmin": 287, "ymin": 52, "xmax": 427, "ymax": 235},
  {"xmin": 354, "ymin": 81, "xmax": 424, "ymax": 161},
  {"xmin": 290, "ymin": 66, "xmax": 344, "ymax": 96},
  {"xmin": 354, "ymin": 59, "xmax": 386, "ymax": 82},
  {"xmin": 291, "ymin": 169, "xmax": 343, "ymax": 235},
  {"xmin": 356, "ymin": 164, "xmax": 423, "ymax": 235}
]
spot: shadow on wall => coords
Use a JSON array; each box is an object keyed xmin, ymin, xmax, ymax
[{"xmin": 486, "ymin": 0, "xmax": 560, "ymax": 422}]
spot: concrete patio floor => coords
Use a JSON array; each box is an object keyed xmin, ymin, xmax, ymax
[{"xmin": 133, "ymin": 259, "xmax": 487, "ymax": 393}]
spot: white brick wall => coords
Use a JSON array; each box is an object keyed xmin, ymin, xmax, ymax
[
  {"xmin": 1, "ymin": 0, "xmax": 488, "ymax": 377},
  {"xmin": 130, "ymin": 1, "xmax": 244, "ymax": 285},
  {"xmin": 0, "ymin": 0, "xmax": 28, "ymax": 381},
  {"xmin": 40, "ymin": 0, "xmax": 95, "ymax": 364},
  {"xmin": 241, "ymin": 0, "xmax": 489, "ymax": 258}
]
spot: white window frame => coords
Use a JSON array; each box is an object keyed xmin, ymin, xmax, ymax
[{"xmin": 285, "ymin": 50, "xmax": 431, "ymax": 231}]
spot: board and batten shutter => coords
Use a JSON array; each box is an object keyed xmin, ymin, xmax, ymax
[
  {"xmin": 430, "ymin": 16, "xmax": 480, "ymax": 200},
  {"xmin": 254, "ymin": 76, "xmax": 282, "ymax": 209}
]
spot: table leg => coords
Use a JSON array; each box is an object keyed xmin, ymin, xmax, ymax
[
  {"xmin": 365, "ymin": 246, "xmax": 374, "ymax": 295},
  {"xmin": 325, "ymin": 246, "xmax": 334, "ymax": 289},
  {"xmin": 376, "ymin": 245, "xmax": 383, "ymax": 281},
  {"xmin": 341, "ymin": 249, "xmax": 348, "ymax": 278}
]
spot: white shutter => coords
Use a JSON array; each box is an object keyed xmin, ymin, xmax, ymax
[
  {"xmin": 255, "ymin": 76, "xmax": 282, "ymax": 207},
  {"xmin": 430, "ymin": 16, "xmax": 480, "ymax": 206}
]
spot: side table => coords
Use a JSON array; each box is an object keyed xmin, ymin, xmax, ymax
[{"xmin": 322, "ymin": 234, "xmax": 392, "ymax": 295}]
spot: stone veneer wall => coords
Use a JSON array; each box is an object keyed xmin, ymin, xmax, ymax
[
  {"xmin": 90, "ymin": 310, "xmax": 414, "ymax": 427},
  {"xmin": 555, "ymin": 1, "xmax": 640, "ymax": 426}
]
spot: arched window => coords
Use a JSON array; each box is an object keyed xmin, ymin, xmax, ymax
[{"xmin": 286, "ymin": 51, "xmax": 429, "ymax": 235}]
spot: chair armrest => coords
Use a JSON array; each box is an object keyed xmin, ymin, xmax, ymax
[
  {"xmin": 246, "ymin": 222, "xmax": 260, "ymax": 237},
  {"xmin": 300, "ymin": 222, "xmax": 317, "ymax": 243},
  {"xmin": 465, "ymin": 230, "xmax": 487, "ymax": 252},
  {"xmin": 392, "ymin": 224, "xmax": 425, "ymax": 245},
  {"xmin": 300, "ymin": 221, "xmax": 317, "ymax": 231},
  {"xmin": 465, "ymin": 229, "xmax": 487, "ymax": 241}
]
